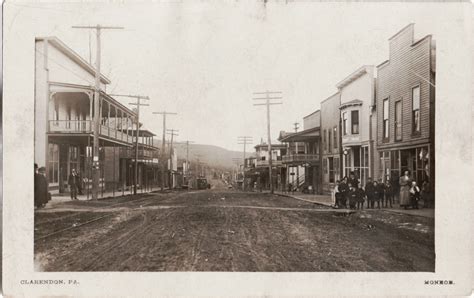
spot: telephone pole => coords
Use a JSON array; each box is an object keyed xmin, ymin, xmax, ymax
[
  {"xmin": 253, "ymin": 90, "xmax": 283, "ymax": 194},
  {"xmin": 182, "ymin": 140, "xmax": 195, "ymax": 179},
  {"xmin": 109, "ymin": 94, "xmax": 149, "ymax": 195},
  {"xmin": 166, "ymin": 129, "xmax": 179, "ymax": 190},
  {"xmin": 237, "ymin": 136, "xmax": 253, "ymax": 191},
  {"xmin": 152, "ymin": 111, "xmax": 177, "ymax": 191},
  {"xmin": 293, "ymin": 121, "xmax": 300, "ymax": 189},
  {"xmin": 72, "ymin": 24, "xmax": 123, "ymax": 200}
]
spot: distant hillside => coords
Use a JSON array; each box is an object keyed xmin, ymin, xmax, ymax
[{"xmin": 153, "ymin": 139, "xmax": 253, "ymax": 170}]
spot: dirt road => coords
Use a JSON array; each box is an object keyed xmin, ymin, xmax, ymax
[{"xmin": 35, "ymin": 187, "xmax": 434, "ymax": 272}]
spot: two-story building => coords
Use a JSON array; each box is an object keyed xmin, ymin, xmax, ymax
[
  {"xmin": 279, "ymin": 110, "xmax": 321, "ymax": 194},
  {"xmin": 34, "ymin": 37, "xmax": 161, "ymax": 197},
  {"xmin": 254, "ymin": 143, "xmax": 287, "ymax": 191},
  {"xmin": 337, "ymin": 65, "xmax": 377, "ymax": 187},
  {"xmin": 320, "ymin": 92, "xmax": 342, "ymax": 194},
  {"xmin": 375, "ymin": 24, "xmax": 435, "ymax": 192}
]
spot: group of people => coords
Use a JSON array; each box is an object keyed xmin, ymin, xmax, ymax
[
  {"xmin": 334, "ymin": 171, "xmax": 431, "ymax": 210},
  {"xmin": 34, "ymin": 163, "xmax": 50, "ymax": 208}
]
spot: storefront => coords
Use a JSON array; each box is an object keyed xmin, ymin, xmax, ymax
[{"xmin": 378, "ymin": 145, "xmax": 431, "ymax": 186}]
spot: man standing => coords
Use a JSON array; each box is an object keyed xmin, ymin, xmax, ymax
[
  {"xmin": 37, "ymin": 167, "xmax": 50, "ymax": 207},
  {"xmin": 365, "ymin": 178, "xmax": 374, "ymax": 209},
  {"xmin": 68, "ymin": 169, "xmax": 79, "ymax": 200}
]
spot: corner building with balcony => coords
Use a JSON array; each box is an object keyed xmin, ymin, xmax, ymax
[
  {"xmin": 279, "ymin": 110, "xmax": 321, "ymax": 194},
  {"xmin": 337, "ymin": 65, "xmax": 377, "ymax": 187},
  {"xmin": 34, "ymin": 37, "xmax": 158, "ymax": 195},
  {"xmin": 375, "ymin": 24, "xmax": 435, "ymax": 194}
]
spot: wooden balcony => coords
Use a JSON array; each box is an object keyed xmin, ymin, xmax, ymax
[
  {"xmin": 282, "ymin": 154, "xmax": 319, "ymax": 165},
  {"xmin": 255, "ymin": 159, "xmax": 283, "ymax": 168},
  {"xmin": 48, "ymin": 120, "xmax": 133, "ymax": 145}
]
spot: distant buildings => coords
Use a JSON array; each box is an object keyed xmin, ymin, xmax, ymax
[{"xmin": 251, "ymin": 24, "xmax": 435, "ymax": 201}]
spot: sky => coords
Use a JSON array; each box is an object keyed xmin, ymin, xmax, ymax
[{"xmin": 4, "ymin": 1, "xmax": 466, "ymax": 151}]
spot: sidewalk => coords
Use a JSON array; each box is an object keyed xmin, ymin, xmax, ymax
[
  {"xmin": 275, "ymin": 191, "xmax": 434, "ymax": 218},
  {"xmin": 50, "ymin": 187, "xmax": 158, "ymax": 203}
]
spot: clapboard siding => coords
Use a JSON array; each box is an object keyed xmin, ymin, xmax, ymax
[{"xmin": 376, "ymin": 24, "xmax": 434, "ymax": 150}]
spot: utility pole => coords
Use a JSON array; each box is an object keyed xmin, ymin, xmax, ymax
[
  {"xmin": 72, "ymin": 24, "xmax": 123, "ymax": 200},
  {"xmin": 183, "ymin": 140, "xmax": 195, "ymax": 182},
  {"xmin": 293, "ymin": 121, "xmax": 300, "ymax": 190},
  {"xmin": 109, "ymin": 94, "xmax": 149, "ymax": 195},
  {"xmin": 195, "ymin": 154, "xmax": 203, "ymax": 177},
  {"xmin": 253, "ymin": 90, "xmax": 283, "ymax": 194},
  {"xmin": 232, "ymin": 157, "xmax": 243, "ymax": 187},
  {"xmin": 166, "ymin": 129, "xmax": 179, "ymax": 190},
  {"xmin": 152, "ymin": 111, "xmax": 177, "ymax": 191},
  {"xmin": 237, "ymin": 136, "xmax": 253, "ymax": 191}
]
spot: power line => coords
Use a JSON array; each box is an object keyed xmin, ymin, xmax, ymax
[
  {"xmin": 152, "ymin": 111, "xmax": 177, "ymax": 191},
  {"xmin": 109, "ymin": 94, "xmax": 149, "ymax": 195},
  {"xmin": 72, "ymin": 24, "xmax": 124, "ymax": 200},
  {"xmin": 237, "ymin": 136, "xmax": 253, "ymax": 191},
  {"xmin": 253, "ymin": 90, "xmax": 283, "ymax": 194}
]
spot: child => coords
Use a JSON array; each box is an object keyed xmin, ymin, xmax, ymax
[
  {"xmin": 410, "ymin": 181, "xmax": 421, "ymax": 209},
  {"xmin": 334, "ymin": 180, "xmax": 341, "ymax": 208},
  {"xmin": 372, "ymin": 181, "xmax": 380, "ymax": 209},
  {"xmin": 347, "ymin": 184, "xmax": 358, "ymax": 210},
  {"xmin": 356, "ymin": 184, "xmax": 366, "ymax": 210}
]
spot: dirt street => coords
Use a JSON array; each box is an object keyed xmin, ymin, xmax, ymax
[{"xmin": 35, "ymin": 185, "xmax": 434, "ymax": 272}]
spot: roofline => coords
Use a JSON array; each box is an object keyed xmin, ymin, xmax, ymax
[
  {"xmin": 411, "ymin": 34, "xmax": 432, "ymax": 48},
  {"xmin": 377, "ymin": 60, "xmax": 390, "ymax": 68},
  {"xmin": 336, "ymin": 65, "xmax": 374, "ymax": 89},
  {"xmin": 320, "ymin": 91, "xmax": 340, "ymax": 105},
  {"xmin": 303, "ymin": 109, "xmax": 320, "ymax": 120},
  {"xmin": 36, "ymin": 36, "xmax": 111, "ymax": 84},
  {"xmin": 254, "ymin": 144, "xmax": 287, "ymax": 149},
  {"xmin": 388, "ymin": 23, "xmax": 414, "ymax": 41},
  {"xmin": 279, "ymin": 127, "xmax": 320, "ymax": 142}
]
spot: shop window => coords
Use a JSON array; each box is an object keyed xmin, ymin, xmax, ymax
[
  {"xmin": 383, "ymin": 98, "xmax": 389, "ymax": 140},
  {"xmin": 48, "ymin": 144, "xmax": 59, "ymax": 183},
  {"xmin": 351, "ymin": 110, "xmax": 359, "ymax": 134},
  {"xmin": 412, "ymin": 86, "xmax": 421, "ymax": 133}
]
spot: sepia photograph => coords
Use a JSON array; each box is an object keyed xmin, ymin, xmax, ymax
[{"xmin": 2, "ymin": 0, "xmax": 473, "ymax": 296}]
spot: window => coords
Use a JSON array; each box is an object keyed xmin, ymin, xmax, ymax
[
  {"xmin": 395, "ymin": 101, "xmax": 402, "ymax": 140},
  {"xmin": 412, "ymin": 86, "xmax": 420, "ymax": 133},
  {"xmin": 323, "ymin": 158, "xmax": 328, "ymax": 174},
  {"xmin": 351, "ymin": 110, "xmax": 359, "ymax": 134},
  {"xmin": 342, "ymin": 112, "xmax": 348, "ymax": 135},
  {"xmin": 383, "ymin": 98, "xmax": 389, "ymax": 140},
  {"xmin": 328, "ymin": 130, "xmax": 332, "ymax": 153},
  {"xmin": 323, "ymin": 129, "xmax": 327, "ymax": 152},
  {"xmin": 333, "ymin": 127, "xmax": 338, "ymax": 149},
  {"xmin": 334, "ymin": 157, "xmax": 340, "ymax": 178}
]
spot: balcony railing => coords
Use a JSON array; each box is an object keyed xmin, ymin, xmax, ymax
[
  {"xmin": 282, "ymin": 154, "xmax": 319, "ymax": 164},
  {"xmin": 255, "ymin": 159, "xmax": 283, "ymax": 167},
  {"xmin": 49, "ymin": 120, "xmax": 91, "ymax": 132},
  {"xmin": 49, "ymin": 120, "xmax": 133, "ymax": 144}
]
